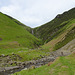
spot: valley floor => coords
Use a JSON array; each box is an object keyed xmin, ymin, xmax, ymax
[
  {"xmin": 12, "ymin": 51, "xmax": 75, "ymax": 75},
  {"xmin": 0, "ymin": 39, "xmax": 75, "ymax": 75}
]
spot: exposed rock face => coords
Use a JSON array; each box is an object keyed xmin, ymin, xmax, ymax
[{"xmin": 55, "ymin": 14, "xmax": 61, "ymax": 18}]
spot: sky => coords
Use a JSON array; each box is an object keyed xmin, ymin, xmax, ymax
[{"xmin": 0, "ymin": 0, "xmax": 75, "ymax": 28}]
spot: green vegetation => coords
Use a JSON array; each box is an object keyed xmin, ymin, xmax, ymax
[
  {"xmin": 4, "ymin": 14, "xmax": 32, "ymax": 33},
  {"xmin": 53, "ymin": 19, "xmax": 75, "ymax": 51},
  {"xmin": 12, "ymin": 52, "xmax": 75, "ymax": 75},
  {"xmin": 0, "ymin": 12, "xmax": 41, "ymax": 49},
  {"xmin": 39, "ymin": 8, "xmax": 75, "ymax": 51},
  {"xmin": 0, "ymin": 12, "xmax": 49, "ymax": 64},
  {"xmin": 42, "ymin": 21, "xmax": 75, "ymax": 51},
  {"xmin": 16, "ymin": 49, "xmax": 49, "ymax": 61},
  {"xmin": 33, "ymin": 8, "xmax": 75, "ymax": 43},
  {"xmin": 0, "ymin": 8, "xmax": 75, "ymax": 51},
  {"xmin": 0, "ymin": 8, "xmax": 75, "ymax": 75},
  {"xmin": 0, "ymin": 48, "xmax": 28, "ymax": 55},
  {"xmin": 0, "ymin": 48, "xmax": 49, "ymax": 62}
]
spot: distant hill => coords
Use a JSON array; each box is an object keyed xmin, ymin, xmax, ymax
[
  {"xmin": 42, "ymin": 19, "xmax": 75, "ymax": 51},
  {"xmin": 33, "ymin": 8, "xmax": 75, "ymax": 51},
  {"xmin": 0, "ymin": 12, "xmax": 41, "ymax": 49},
  {"xmin": 0, "ymin": 8, "xmax": 75, "ymax": 51},
  {"xmin": 33, "ymin": 8, "xmax": 75, "ymax": 43}
]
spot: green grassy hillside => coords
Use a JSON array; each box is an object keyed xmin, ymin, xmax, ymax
[
  {"xmin": 33, "ymin": 8, "xmax": 75, "ymax": 51},
  {"xmin": 0, "ymin": 8, "xmax": 75, "ymax": 75},
  {"xmin": 33, "ymin": 8, "xmax": 75, "ymax": 43},
  {"xmin": 42, "ymin": 19, "xmax": 75, "ymax": 51},
  {"xmin": 4, "ymin": 14, "xmax": 32, "ymax": 33},
  {"xmin": 0, "ymin": 12, "xmax": 41, "ymax": 49}
]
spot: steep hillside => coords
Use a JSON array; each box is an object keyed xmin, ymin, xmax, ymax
[
  {"xmin": 42, "ymin": 19, "xmax": 75, "ymax": 51},
  {"xmin": 33, "ymin": 8, "xmax": 75, "ymax": 43},
  {"xmin": 4, "ymin": 14, "xmax": 32, "ymax": 33},
  {"xmin": 0, "ymin": 12, "xmax": 41, "ymax": 49}
]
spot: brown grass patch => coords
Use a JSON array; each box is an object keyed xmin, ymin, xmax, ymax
[
  {"xmin": 61, "ymin": 66, "xmax": 68, "ymax": 68},
  {"xmin": 48, "ymin": 61, "xmax": 53, "ymax": 66},
  {"xmin": 0, "ymin": 38, "xmax": 2, "ymax": 41}
]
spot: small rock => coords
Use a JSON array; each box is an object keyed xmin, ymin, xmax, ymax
[
  {"xmin": 23, "ymin": 68, "xmax": 27, "ymax": 70},
  {"xmin": 1, "ymin": 54, "xmax": 5, "ymax": 57}
]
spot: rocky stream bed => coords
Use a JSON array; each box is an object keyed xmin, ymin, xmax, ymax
[{"xmin": 0, "ymin": 47, "xmax": 72, "ymax": 75}]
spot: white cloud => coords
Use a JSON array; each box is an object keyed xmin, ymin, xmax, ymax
[{"xmin": 0, "ymin": 0, "xmax": 75, "ymax": 28}]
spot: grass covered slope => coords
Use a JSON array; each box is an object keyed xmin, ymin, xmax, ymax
[
  {"xmin": 0, "ymin": 12, "xmax": 41, "ymax": 49},
  {"xmin": 12, "ymin": 51, "xmax": 75, "ymax": 75},
  {"xmin": 4, "ymin": 14, "xmax": 32, "ymax": 33},
  {"xmin": 33, "ymin": 8, "xmax": 75, "ymax": 43},
  {"xmin": 43, "ymin": 19, "xmax": 75, "ymax": 51}
]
